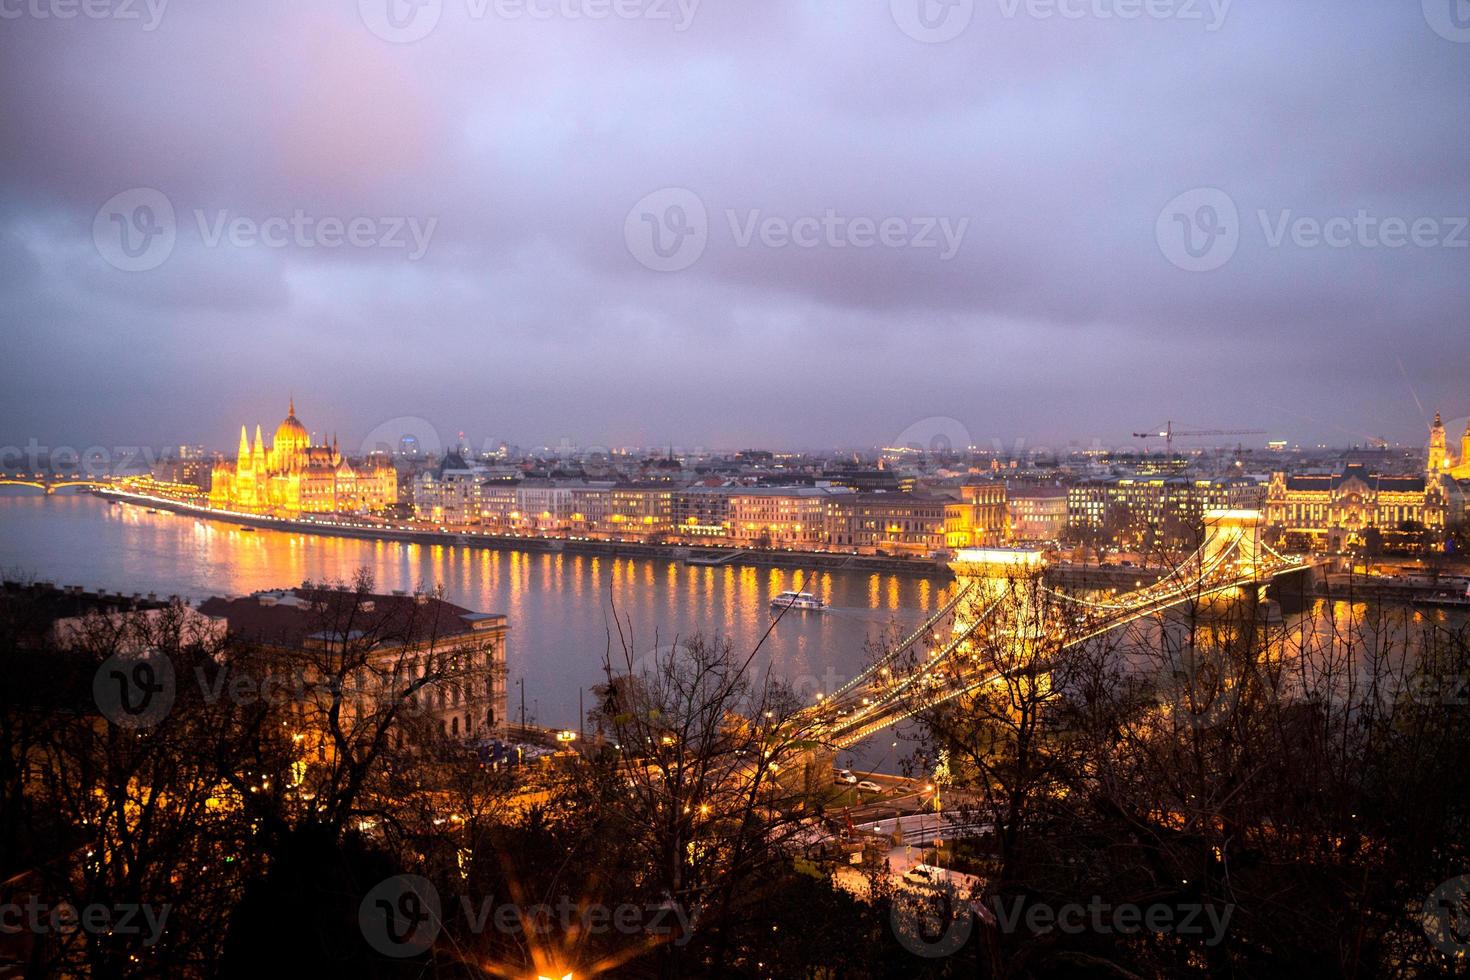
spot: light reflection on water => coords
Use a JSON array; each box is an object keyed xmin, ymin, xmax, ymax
[{"xmin": 0, "ymin": 491, "xmax": 952, "ymax": 764}]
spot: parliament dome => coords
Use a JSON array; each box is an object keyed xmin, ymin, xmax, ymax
[{"xmin": 274, "ymin": 398, "xmax": 309, "ymax": 449}]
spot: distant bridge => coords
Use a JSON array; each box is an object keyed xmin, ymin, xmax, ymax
[
  {"xmin": 0, "ymin": 475, "xmax": 114, "ymax": 494},
  {"xmin": 802, "ymin": 510, "xmax": 1316, "ymax": 749}
]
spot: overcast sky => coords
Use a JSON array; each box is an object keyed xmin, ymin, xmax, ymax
[{"xmin": 1, "ymin": 0, "xmax": 1467, "ymax": 456}]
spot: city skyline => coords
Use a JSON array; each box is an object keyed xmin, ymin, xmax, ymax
[
  {"xmin": 6, "ymin": 403, "xmax": 1470, "ymax": 461},
  {"xmin": 2, "ymin": 2, "xmax": 1468, "ymax": 451}
]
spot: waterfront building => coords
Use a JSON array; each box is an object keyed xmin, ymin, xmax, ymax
[
  {"xmin": 726, "ymin": 486, "xmax": 852, "ymax": 549},
  {"xmin": 1067, "ymin": 476, "xmax": 1265, "ymax": 549},
  {"xmin": 827, "ymin": 493, "xmax": 949, "ymax": 556},
  {"xmin": 513, "ymin": 480, "xmax": 579, "ymax": 533},
  {"xmin": 672, "ymin": 486, "xmax": 736, "ymax": 539},
  {"xmin": 960, "ymin": 480, "xmax": 1009, "ymax": 547},
  {"xmin": 209, "ymin": 399, "xmax": 396, "ymax": 516},
  {"xmin": 606, "ymin": 484, "xmax": 674, "ymax": 538},
  {"xmin": 198, "ymin": 587, "xmax": 508, "ymax": 741},
  {"xmin": 478, "ymin": 482, "xmax": 520, "ymax": 530},
  {"xmin": 414, "ymin": 450, "xmax": 489, "ymax": 525},
  {"xmin": 1265, "ymin": 463, "xmax": 1446, "ymax": 552},
  {"xmin": 1008, "ymin": 485, "xmax": 1069, "ymax": 543},
  {"xmin": 568, "ymin": 483, "xmax": 615, "ymax": 536}
]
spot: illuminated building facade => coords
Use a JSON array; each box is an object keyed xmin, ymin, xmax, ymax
[
  {"xmin": 1428, "ymin": 412, "xmax": 1470, "ymax": 480},
  {"xmin": 727, "ymin": 486, "xmax": 849, "ymax": 548},
  {"xmin": 1265, "ymin": 464, "xmax": 1446, "ymax": 552},
  {"xmin": 414, "ymin": 451, "xmax": 485, "ymax": 525},
  {"xmin": 208, "ymin": 399, "xmax": 397, "ymax": 515},
  {"xmin": 1008, "ymin": 486, "xmax": 1069, "ymax": 543},
  {"xmin": 1068, "ymin": 476, "xmax": 1265, "ymax": 548}
]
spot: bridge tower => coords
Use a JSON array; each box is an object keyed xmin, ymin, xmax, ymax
[
  {"xmin": 1202, "ymin": 509, "xmax": 1265, "ymax": 579},
  {"xmin": 947, "ymin": 548, "xmax": 1050, "ymax": 642}
]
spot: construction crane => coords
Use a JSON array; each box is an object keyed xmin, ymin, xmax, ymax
[{"xmin": 1132, "ymin": 421, "xmax": 1267, "ymax": 454}]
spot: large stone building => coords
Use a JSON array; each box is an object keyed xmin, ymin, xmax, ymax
[
  {"xmin": 198, "ymin": 587, "xmax": 508, "ymax": 741},
  {"xmin": 209, "ymin": 400, "xmax": 397, "ymax": 516},
  {"xmin": 1265, "ymin": 464, "xmax": 1446, "ymax": 552}
]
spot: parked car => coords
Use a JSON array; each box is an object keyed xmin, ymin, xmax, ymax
[
  {"xmin": 856, "ymin": 780, "xmax": 882, "ymax": 793},
  {"xmin": 834, "ymin": 769, "xmax": 857, "ymax": 785}
]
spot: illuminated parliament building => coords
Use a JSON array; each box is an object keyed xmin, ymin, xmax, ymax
[{"xmin": 208, "ymin": 399, "xmax": 397, "ymax": 516}]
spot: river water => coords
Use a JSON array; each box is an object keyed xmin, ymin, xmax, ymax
[{"xmin": 0, "ymin": 490, "xmax": 953, "ymax": 764}]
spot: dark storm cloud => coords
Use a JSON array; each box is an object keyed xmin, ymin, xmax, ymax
[{"xmin": 0, "ymin": 0, "xmax": 1466, "ymax": 453}]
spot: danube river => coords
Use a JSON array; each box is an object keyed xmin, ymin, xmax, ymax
[{"xmin": 0, "ymin": 490, "xmax": 953, "ymax": 762}]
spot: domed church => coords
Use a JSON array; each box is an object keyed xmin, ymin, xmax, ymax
[{"xmin": 209, "ymin": 399, "xmax": 397, "ymax": 515}]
